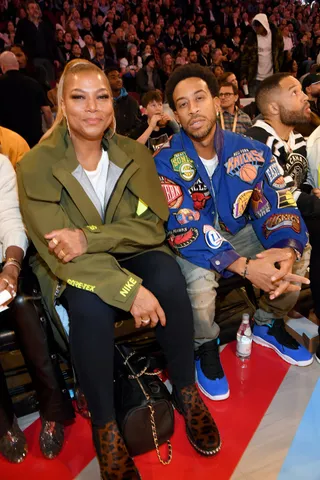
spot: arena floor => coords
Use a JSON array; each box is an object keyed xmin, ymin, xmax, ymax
[{"xmin": 1, "ymin": 341, "xmax": 319, "ymax": 480}]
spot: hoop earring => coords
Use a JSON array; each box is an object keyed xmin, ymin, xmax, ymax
[
  {"xmin": 106, "ymin": 116, "xmax": 116, "ymax": 139},
  {"xmin": 64, "ymin": 115, "xmax": 71, "ymax": 137}
]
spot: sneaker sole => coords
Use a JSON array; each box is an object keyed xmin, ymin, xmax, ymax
[
  {"xmin": 195, "ymin": 370, "xmax": 230, "ymax": 401},
  {"xmin": 253, "ymin": 335, "xmax": 314, "ymax": 367},
  {"xmin": 315, "ymin": 354, "xmax": 320, "ymax": 364}
]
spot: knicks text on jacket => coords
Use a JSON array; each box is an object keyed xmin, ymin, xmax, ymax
[
  {"xmin": 224, "ymin": 148, "xmax": 265, "ymax": 184},
  {"xmin": 119, "ymin": 277, "xmax": 137, "ymax": 297},
  {"xmin": 67, "ymin": 279, "xmax": 96, "ymax": 292}
]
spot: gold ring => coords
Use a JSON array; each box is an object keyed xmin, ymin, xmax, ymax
[
  {"xmin": 141, "ymin": 318, "xmax": 151, "ymax": 325},
  {"xmin": 2, "ymin": 278, "xmax": 9, "ymax": 286},
  {"xmin": 60, "ymin": 249, "xmax": 66, "ymax": 258},
  {"xmin": 52, "ymin": 237, "xmax": 59, "ymax": 246}
]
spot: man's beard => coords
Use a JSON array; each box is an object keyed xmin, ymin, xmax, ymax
[
  {"xmin": 279, "ymin": 104, "xmax": 311, "ymax": 126},
  {"xmin": 184, "ymin": 116, "xmax": 216, "ymax": 141}
]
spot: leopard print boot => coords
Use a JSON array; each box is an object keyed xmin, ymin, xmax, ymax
[
  {"xmin": 172, "ymin": 384, "xmax": 221, "ymax": 456},
  {"xmin": 92, "ymin": 420, "xmax": 141, "ymax": 480}
]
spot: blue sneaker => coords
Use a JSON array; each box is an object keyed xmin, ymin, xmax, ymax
[
  {"xmin": 195, "ymin": 339, "xmax": 230, "ymax": 401},
  {"xmin": 253, "ymin": 319, "xmax": 313, "ymax": 367}
]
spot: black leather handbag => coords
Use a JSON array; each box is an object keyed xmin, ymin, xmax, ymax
[{"xmin": 114, "ymin": 345, "xmax": 174, "ymax": 464}]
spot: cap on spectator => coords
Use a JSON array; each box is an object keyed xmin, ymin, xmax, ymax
[
  {"xmin": 143, "ymin": 54, "xmax": 155, "ymax": 67},
  {"xmin": 302, "ymin": 74, "xmax": 320, "ymax": 92}
]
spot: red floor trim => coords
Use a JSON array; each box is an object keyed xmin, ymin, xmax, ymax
[{"xmin": 0, "ymin": 342, "xmax": 290, "ymax": 479}]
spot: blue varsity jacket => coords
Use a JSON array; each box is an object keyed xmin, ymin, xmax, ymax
[{"xmin": 153, "ymin": 126, "xmax": 308, "ymax": 276}]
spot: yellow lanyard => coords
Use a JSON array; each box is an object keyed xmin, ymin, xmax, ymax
[{"xmin": 220, "ymin": 108, "xmax": 238, "ymax": 133}]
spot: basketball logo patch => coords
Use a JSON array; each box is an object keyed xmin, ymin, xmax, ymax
[
  {"xmin": 251, "ymin": 181, "xmax": 271, "ymax": 219},
  {"xmin": 233, "ymin": 190, "xmax": 253, "ymax": 219},
  {"xmin": 159, "ymin": 176, "xmax": 184, "ymax": 209},
  {"xmin": 224, "ymin": 149, "xmax": 265, "ymax": 184},
  {"xmin": 170, "ymin": 152, "xmax": 196, "ymax": 182}
]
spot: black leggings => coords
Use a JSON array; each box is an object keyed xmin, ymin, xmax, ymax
[
  {"xmin": 0, "ymin": 297, "xmax": 74, "ymax": 437},
  {"xmin": 61, "ymin": 251, "xmax": 195, "ymax": 426}
]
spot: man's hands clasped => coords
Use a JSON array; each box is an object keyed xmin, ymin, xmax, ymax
[{"xmin": 229, "ymin": 247, "xmax": 309, "ymax": 300}]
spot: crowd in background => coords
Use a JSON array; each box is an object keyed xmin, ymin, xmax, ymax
[{"xmin": 2, "ymin": 0, "xmax": 320, "ymax": 145}]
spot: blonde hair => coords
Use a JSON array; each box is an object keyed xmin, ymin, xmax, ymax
[{"xmin": 41, "ymin": 59, "xmax": 116, "ymax": 142}]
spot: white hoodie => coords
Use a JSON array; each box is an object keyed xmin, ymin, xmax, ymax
[{"xmin": 253, "ymin": 13, "xmax": 273, "ymax": 81}]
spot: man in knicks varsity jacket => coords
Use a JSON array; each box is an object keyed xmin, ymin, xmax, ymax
[{"xmin": 154, "ymin": 65, "xmax": 312, "ymax": 404}]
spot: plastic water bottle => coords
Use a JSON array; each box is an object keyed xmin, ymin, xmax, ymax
[{"xmin": 236, "ymin": 313, "xmax": 252, "ymax": 360}]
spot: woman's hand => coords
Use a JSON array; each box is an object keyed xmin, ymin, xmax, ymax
[
  {"xmin": 0, "ymin": 266, "xmax": 19, "ymax": 305},
  {"xmin": 130, "ymin": 285, "xmax": 166, "ymax": 329},
  {"xmin": 45, "ymin": 228, "xmax": 88, "ymax": 263}
]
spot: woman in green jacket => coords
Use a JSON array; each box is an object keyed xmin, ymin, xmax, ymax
[{"xmin": 16, "ymin": 60, "xmax": 221, "ymax": 479}]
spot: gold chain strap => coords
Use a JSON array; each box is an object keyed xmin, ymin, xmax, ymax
[{"xmin": 148, "ymin": 403, "xmax": 173, "ymax": 465}]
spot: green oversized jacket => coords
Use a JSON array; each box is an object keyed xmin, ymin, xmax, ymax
[{"xmin": 16, "ymin": 124, "xmax": 170, "ymax": 344}]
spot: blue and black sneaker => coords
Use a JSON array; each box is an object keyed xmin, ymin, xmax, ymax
[
  {"xmin": 253, "ymin": 319, "xmax": 313, "ymax": 367},
  {"xmin": 195, "ymin": 339, "xmax": 230, "ymax": 401}
]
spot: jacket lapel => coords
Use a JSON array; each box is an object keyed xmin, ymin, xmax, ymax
[{"xmin": 52, "ymin": 132, "xmax": 103, "ymax": 226}]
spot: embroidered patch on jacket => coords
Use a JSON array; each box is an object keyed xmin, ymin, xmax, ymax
[
  {"xmin": 277, "ymin": 189, "xmax": 297, "ymax": 209},
  {"xmin": 265, "ymin": 160, "xmax": 286, "ymax": 190},
  {"xmin": 224, "ymin": 149, "xmax": 265, "ymax": 184},
  {"xmin": 251, "ymin": 181, "xmax": 271, "ymax": 219},
  {"xmin": 232, "ymin": 190, "xmax": 253, "ymax": 219},
  {"xmin": 188, "ymin": 178, "xmax": 212, "ymax": 210},
  {"xmin": 174, "ymin": 208, "xmax": 200, "ymax": 225},
  {"xmin": 159, "ymin": 176, "xmax": 184, "ymax": 209},
  {"xmin": 167, "ymin": 227, "xmax": 199, "ymax": 249},
  {"xmin": 203, "ymin": 225, "xmax": 225, "ymax": 249},
  {"xmin": 170, "ymin": 152, "xmax": 196, "ymax": 181},
  {"xmin": 119, "ymin": 277, "xmax": 137, "ymax": 297},
  {"xmin": 263, "ymin": 213, "xmax": 301, "ymax": 239}
]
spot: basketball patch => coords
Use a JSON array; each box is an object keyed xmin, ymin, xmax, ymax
[
  {"xmin": 167, "ymin": 227, "xmax": 199, "ymax": 250},
  {"xmin": 277, "ymin": 190, "xmax": 297, "ymax": 209},
  {"xmin": 203, "ymin": 225, "xmax": 225, "ymax": 249},
  {"xmin": 170, "ymin": 152, "xmax": 196, "ymax": 182},
  {"xmin": 233, "ymin": 190, "xmax": 253, "ymax": 219},
  {"xmin": 265, "ymin": 161, "xmax": 286, "ymax": 189},
  {"xmin": 251, "ymin": 181, "xmax": 271, "ymax": 219},
  {"xmin": 159, "ymin": 176, "xmax": 183, "ymax": 209},
  {"xmin": 188, "ymin": 178, "xmax": 212, "ymax": 210},
  {"xmin": 174, "ymin": 208, "xmax": 200, "ymax": 225},
  {"xmin": 224, "ymin": 148, "xmax": 265, "ymax": 184},
  {"xmin": 263, "ymin": 213, "xmax": 301, "ymax": 239}
]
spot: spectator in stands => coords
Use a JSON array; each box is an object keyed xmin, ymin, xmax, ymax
[
  {"xmin": 70, "ymin": 42, "xmax": 82, "ymax": 60},
  {"xmin": 247, "ymin": 73, "xmax": 320, "ymax": 357},
  {"xmin": 136, "ymin": 54, "xmax": 162, "ymax": 95},
  {"xmin": 241, "ymin": 13, "xmax": 284, "ymax": 96},
  {"xmin": 302, "ymin": 74, "xmax": 320, "ymax": 118},
  {"xmin": 106, "ymin": 67, "xmax": 141, "ymax": 136},
  {"xmin": 0, "ymin": 153, "xmax": 74, "ymax": 464},
  {"xmin": 293, "ymin": 33, "xmax": 313, "ymax": 76},
  {"xmin": 154, "ymin": 64, "xmax": 312, "ymax": 405},
  {"xmin": 80, "ymin": 16, "xmax": 94, "ymax": 39},
  {"xmin": 189, "ymin": 50, "xmax": 198, "ymax": 64},
  {"xmin": 82, "ymin": 33, "xmax": 95, "ymax": 60},
  {"xmin": 15, "ymin": 0, "xmax": 60, "ymax": 84},
  {"xmin": 218, "ymin": 82, "xmax": 252, "ymax": 134},
  {"xmin": 92, "ymin": 13, "xmax": 106, "ymax": 42},
  {"xmin": 131, "ymin": 89, "xmax": 175, "ymax": 152},
  {"xmin": 182, "ymin": 23, "xmax": 197, "ymax": 51},
  {"xmin": 213, "ymin": 65, "xmax": 224, "ymax": 80},
  {"xmin": 92, "ymin": 41, "xmax": 116, "ymax": 72},
  {"xmin": 283, "ymin": 59, "xmax": 298, "ymax": 78},
  {"xmin": 158, "ymin": 52, "xmax": 173, "ymax": 90},
  {"xmin": 119, "ymin": 43, "xmax": 142, "ymax": 92},
  {"xmin": 163, "ymin": 24, "xmax": 182, "ymax": 54},
  {"xmin": 104, "ymin": 32, "xmax": 121, "ymax": 64},
  {"xmin": 17, "ymin": 59, "xmax": 221, "ymax": 480},
  {"xmin": 282, "ymin": 25, "xmax": 294, "ymax": 53},
  {"xmin": 0, "ymin": 127, "xmax": 29, "ymax": 168},
  {"xmin": 0, "ymin": 52, "xmax": 52, "ymax": 147},
  {"xmin": 198, "ymin": 41, "xmax": 213, "ymax": 68},
  {"xmin": 10, "ymin": 44, "xmax": 49, "ymax": 93}
]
